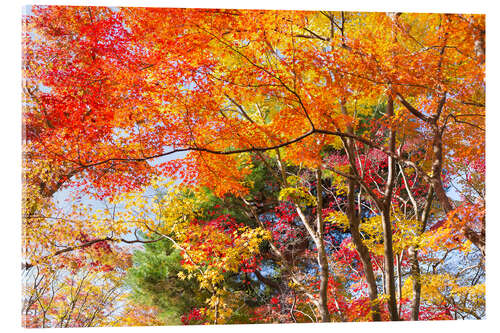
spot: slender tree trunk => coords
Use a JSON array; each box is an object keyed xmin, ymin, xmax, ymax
[
  {"xmin": 382, "ymin": 95, "xmax": 400, "ymax": 321},
  {"xmin": 348, "ymin": 208, "xmax": 381, "ymax": 321},
  {"xmin": 431, "ymin": 127, "xmax": 453, "ymax": 214},
  {"xmin": 317, "ymin": 245, "xmax": 330, "ymax": 322},
  {"xmin": 342, "ymin": 102, "xmax": 381, "ymax": 321},
  {"xmin": 431, "ymin": 121, "xmax": 485, "ymax": 256},
  {"xmin": 315, "ymin": 169, "xmax": 331, "ymax": 323},
  {"xmin": 276, "ymin": 150, "xmax": 331, "ymax": 322},
  {"xmin": 408, "ymin": 245, "xmax": 421, "ymax": 320},
  {"xmin": 397, "ymin": 251, "xmax": 402, "ymax": 317},
  {"xmin": 401, "ymin": 164, "xmax": 435, "ymax": 321},
  {"xmin": 410, "ymin": 187, "xmax": 434, "ymax": 319},
  {"xmin": 381, "ymin": 206, "xmax": 399, "ymax": 320}
]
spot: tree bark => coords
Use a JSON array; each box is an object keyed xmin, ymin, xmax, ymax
[
  {"xmin": 348, "ymin": 197, "xmax": 381, "ymax": 321},
  {"xmin": 408, "ymin": 246, "xmax": 421, "ymax": 320},
  {"xmin": 381, "ymin": 95, "xmax": 400, "ymax": 321},
  {"xmin": 341, "ymin": 102, "xmax": 381, "ymax": 321},
  {"xmin": 381, "ymin": 206, "xmax": 399, "ymax": 321},
  {"xmin": 430, "ymin": 111, "xmax": 485, "ymax": 256},
  {"xmin": 315, "ymin": 168, "xmax": 331, "ymax": 322}
]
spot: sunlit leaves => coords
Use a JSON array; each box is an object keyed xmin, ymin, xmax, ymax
[{"xmin": 23, "ymin": 6, "xmax": 485, "ymax": 326}]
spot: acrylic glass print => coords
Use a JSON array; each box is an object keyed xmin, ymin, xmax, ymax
[{"xmin": 22, "ymin": 5, "xmax": 485, "ymax": 327}]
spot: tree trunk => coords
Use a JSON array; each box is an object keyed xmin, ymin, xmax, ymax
[
  {"xmin": 408, "ymin": 185, "xmax": 434, "ymax": 320},
  {"xmin": 317, "ymin": 246, "xmax": 331, "ymax": 322},
  {"xmin": 397, "ymin": 251, "xmax": 402, "ymax": 317},
  {"xmin": 408, "ymin": 245, "xmax": 421, "ymax": 320},
  {"xmin": 431, "ymin": 124, "xmax": 485, "ymax": 256},
  {"xmin": 348, "ymin": 211, "xmax": 381, "ymax": 321},
  {"xmin": 431, "ymin": 127, "xmax": 453, "ymax": 214},
  {"xmin": 315, "ymin": 169, "xmax": 331, "ymax": 322},
  {"xmin": 342, "ymin": 102, "xmax": 381, "ymax": 321},
  {"xmin": 381, "ymin": 95, "xmax": 400, "ymax": 321},
  {"xmin": 381, "ymin": 207, "xmax": 399, "ymax": 321},
  {"xmin": 277, "ymin": 151, "xmax": 331, "ymax": 322}
]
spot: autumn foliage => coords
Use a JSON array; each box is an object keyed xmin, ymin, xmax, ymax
[{"xmin": 22, "ymin": 6, "xmax": 485, "ymax": 327}]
